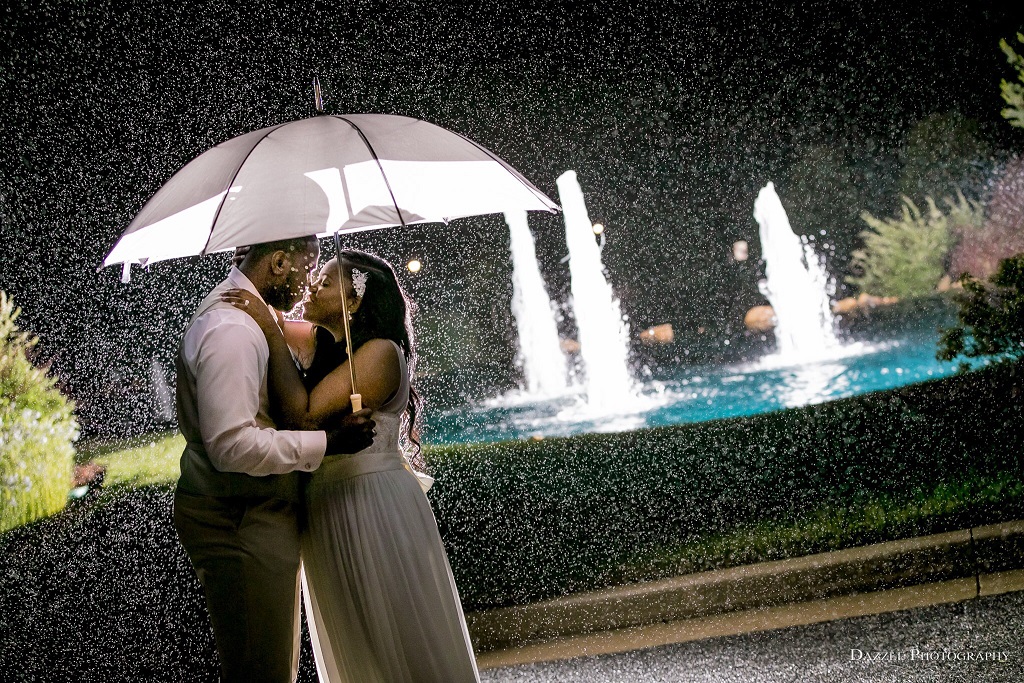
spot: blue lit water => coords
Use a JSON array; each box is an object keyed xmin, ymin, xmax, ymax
[{"xmin": 424, "ymin": 329, "xmax": 984, "ymax": 446}]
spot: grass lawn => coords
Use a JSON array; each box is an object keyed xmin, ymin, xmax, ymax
[
  {"xmin": 77, "ymin": 431, "xmax": 183, "ymax": 488},
  {"xmin": 71, "ymin": 431, "xmax": 1023, "ymax": 589}
]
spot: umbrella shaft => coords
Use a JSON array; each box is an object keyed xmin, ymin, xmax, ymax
[{"xmin": 334, "ymin": 232, "xmax": 359, "ymax": 405}]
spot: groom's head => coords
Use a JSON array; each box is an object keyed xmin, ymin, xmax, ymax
[{"xmin": 238, "ymin": 235, "xmax": 320, "ymax": 311}]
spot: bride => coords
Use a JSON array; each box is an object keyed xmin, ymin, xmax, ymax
[{"xmin": 223, "ymin": 249, "xmax": 479, "ymax": 683}]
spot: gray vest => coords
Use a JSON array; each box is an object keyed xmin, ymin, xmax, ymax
[{"xmin": 175, "ymin": 283, "xmax": 302, "ymax": 501}]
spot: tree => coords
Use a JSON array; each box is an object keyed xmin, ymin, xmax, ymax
[
  {"xmin": 938, "ymin": 254, "xmax": 1024, "ymax": 366},
  {"xmin": 932, "ymin": 36, "xmax": 1024, "ymax": 368},
  {"xmin": 999, "ymin": 33, "xmax": 1024, "ymax": 129},
  {"xmin": 899, "ymin": 112, "xmax": 991, "ymax": 204},
  {"xmin": 848, "ymin": 197, "xmax": 952, "ymax": 298}
]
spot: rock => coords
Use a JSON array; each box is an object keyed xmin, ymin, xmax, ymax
[
  {"xmin": 559, "ymin": 338, "xmax": 581, "ymax": 354},
  {"xmin": 744, "ymin": 305, "xmax": 776, "ymax": 331},
  {"xmin": 832, "ymin": 297, "xmax": 860, "ymax": 315},
  {"xmin": 72, "ymin": 462, "xmax": 106, "ymax": 489},
  {"xmin": 856, "ymin": 292, "xmax": 899, "ymax": 308},
  {"xmin": 638, "ymin": 324, "xmax": 674, "ymax": 345},
  {"xmin": 832, "ymin": 293, "xmax": 900, "ymax": 315}
]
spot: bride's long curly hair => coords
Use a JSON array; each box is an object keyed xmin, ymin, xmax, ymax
[{"xmin": 303, "ymin": 249, "xmax": 424, "ymax": 466}]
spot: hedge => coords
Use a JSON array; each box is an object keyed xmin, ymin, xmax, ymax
[{"xmin": 425, "ymin": 359, "xmax": 1024, "ymax": 610}]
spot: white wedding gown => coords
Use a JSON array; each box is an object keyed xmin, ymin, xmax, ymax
[{"xmin": 300, "ymin": 341, "xmax": 480, "ymax": 683}]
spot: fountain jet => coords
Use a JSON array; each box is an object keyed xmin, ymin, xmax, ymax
[
  {"xmin": 557, "ymin": 171, "xmax": 635, "ymax": 410},
  {"xmin": 505, "ymin": 210, "xmax": 570, "ymax": 396},
  {"xmin": 754, "ymin": 182, "xmax": 839, "ymax": 359}
]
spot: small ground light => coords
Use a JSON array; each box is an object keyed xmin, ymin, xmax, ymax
[
  {"xmin": 592, "ymin": 222, "xmax": 605, "ymax": 235},
  {"xmin": 407, "ymin": 259, "xmax": 422, "ymax": 273},
  {"xmin": 732, "ymin": 240, "xmax": 748, "ymax": 261}
]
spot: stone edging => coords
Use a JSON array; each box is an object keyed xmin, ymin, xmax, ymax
[{"xmin": 466, "ymin": 520, "xmax": 1024, "ymax": 657}]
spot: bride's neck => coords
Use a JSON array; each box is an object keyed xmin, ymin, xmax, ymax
[{"xmin": 322, "ymin": 322, "xmax": 346, "ymax": 344}]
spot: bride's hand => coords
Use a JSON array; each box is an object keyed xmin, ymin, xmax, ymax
[{"xmin": 221, "ymin": 289, "xmax": 282, "ymax": 334}]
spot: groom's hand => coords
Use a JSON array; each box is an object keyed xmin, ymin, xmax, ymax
[
  {"xmin": 231, "ymin": 245, "xmax": 251, "ymax": 269},
  {"xmin": 324, "ymin": 408, "xmax": 376, "ymax": 455}
]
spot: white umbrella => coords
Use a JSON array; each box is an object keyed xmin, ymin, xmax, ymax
[
  {"xmin": 102, "ymin": 113, "xmax": 558, "ymax": 269},
  {"xmin": 101, "ymin": 108, "xmax": 559, "ymax": 407}
]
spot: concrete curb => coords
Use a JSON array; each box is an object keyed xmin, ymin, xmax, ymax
[{"xmin": 466, "ymin": 520, "xmax": 1024, "ymax": 667}]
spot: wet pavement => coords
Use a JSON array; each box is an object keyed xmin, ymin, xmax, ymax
[{"xmin": 481, "ymin": 589, "xmax": 1023, "ymax": 682}]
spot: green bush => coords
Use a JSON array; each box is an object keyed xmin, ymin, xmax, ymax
[
  {"xmin": 425, "ymin": 359, "xmax": 1023, "ymax": 610},
  {"xmin": 999, "ymin": 32, "xmax": 1024, "ymax": 129},
  {"xmin": 944, "ymin": 190, "xmax": 986, "ymax": 243},
  {"xmin": 0, "ymin": 292, "xmax": 78, "ymax": 533},
  {"xmin": 848, "ymin": 196, "xmax": 954, "ymax": 298},
  {"xmin": 939, "ymin": 253, "xmax": 1024, "ymax": 365}
]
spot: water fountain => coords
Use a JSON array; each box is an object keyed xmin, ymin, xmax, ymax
[
  {"xmin": 753, "ymin": 181, "xmax": 840, "ymax": 361},
  {"xmin": 428, "ymin": 179, "xmax": 971, "ymax": 445},
  {"xmin": 504, "ymin": 210, "xmax": 571, "ymax": 396},
  {"xmin": 556, "ymin": 170, "xmax": 636, "ymax": 411},
  {"xmin": 150, "ymin": 357, "xmax": 175, "ymax": 424}
]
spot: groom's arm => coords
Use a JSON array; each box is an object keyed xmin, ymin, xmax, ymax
[{"xmin": 189, "ymin": 314, "xmax": 327, "ymax": 476}]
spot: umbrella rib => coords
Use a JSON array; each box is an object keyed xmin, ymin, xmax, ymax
[
  {"xmin": 448, "ymin": 130, "xmax": 560, "ymax": 213},
  {"xmin": 199, "ymin": 123, "xmax": 290, "ymax": 256},
  {"xmin": 331, "ymin": 115, "xmax": 407, "ymax": 228}
]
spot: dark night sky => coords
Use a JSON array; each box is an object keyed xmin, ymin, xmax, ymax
[{"xmin": 1, "ymin": 0, "xmax": 1023, "ymax": 435}]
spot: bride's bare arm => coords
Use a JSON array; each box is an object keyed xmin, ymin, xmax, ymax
[
  {"xmin": 221, "ymin": 289, "xmax": 400, "ymax": 429},
  {"xmin": 305, "ymin": 340, "xmax": 401, "ymax": 425}
]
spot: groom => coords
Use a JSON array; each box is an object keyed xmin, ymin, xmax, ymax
[{"xmin": 173, "ymin": 235, "xmax": 374, "ymax": 683}]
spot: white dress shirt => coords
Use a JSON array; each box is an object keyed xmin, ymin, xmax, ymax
[{"xmin": 176, "ymin": 268, "xmax": 325, "ymax": 495}]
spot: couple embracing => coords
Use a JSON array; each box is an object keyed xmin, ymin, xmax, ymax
[{"xmin": 172, "ymin": 235, "xmax": 479, "ymax": 682}]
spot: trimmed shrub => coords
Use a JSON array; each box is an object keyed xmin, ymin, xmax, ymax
[
  {"xmin": 0, "ymin": 292, "xmax": 78, "ymax": 533},
  {"xmin": 425, "ymin": 359, "xmax": 1024, "ymax": 610}
]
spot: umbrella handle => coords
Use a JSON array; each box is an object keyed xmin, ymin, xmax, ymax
[{"xmin": 350, "ymin": 394, "xmax": 362, "ymax": 412}]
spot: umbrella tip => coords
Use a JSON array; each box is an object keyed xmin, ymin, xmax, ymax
[{"xmin": 313, "ymin": 76, "xmax": 324, "ymax": 113}]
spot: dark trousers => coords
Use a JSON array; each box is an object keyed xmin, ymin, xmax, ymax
[{"xmin": 173, "ymin": 489, "xmax": 302, "ymax": 683}]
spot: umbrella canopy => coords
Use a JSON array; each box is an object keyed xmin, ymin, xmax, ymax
[{"xmin": 101, "ymin": 114, "xmax": 559, "ymax": 269}]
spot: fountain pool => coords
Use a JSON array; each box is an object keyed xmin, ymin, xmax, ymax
[
  {"xmin": 419, "ymin": 180, "xmax": 979, "ymax": 448},
  {"xmin": 422, "ymin": 327, "xmax": 983, "ymax": 446}
]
